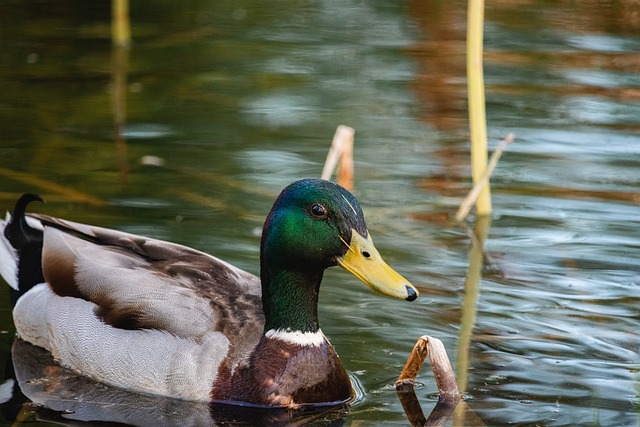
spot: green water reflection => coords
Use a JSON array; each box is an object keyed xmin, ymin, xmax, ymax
[{"xmin": 1, "ymin": 0, "xmax": 639, "ymax": 425}]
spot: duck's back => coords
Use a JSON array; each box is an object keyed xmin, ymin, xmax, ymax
[{"xmin": 4, "ymin": 213, "xmax": 264, "ymax": 401}]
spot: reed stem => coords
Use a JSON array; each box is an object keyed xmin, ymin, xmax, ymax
[
  {"xmin": 467, "ymin": 0, "xmax": 491, "ymax": 216},
  {"xmin": 112, "ymin": 0, "xmax": 131, "ymax": 48},
  {"xmin": 396, "ymin": 335, "xmax": 459, "ymax": 405}
]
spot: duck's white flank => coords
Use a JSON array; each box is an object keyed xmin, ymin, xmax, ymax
[{"xmin": 264, "ymin": 328, "xmax": 327, "ymax": 347}]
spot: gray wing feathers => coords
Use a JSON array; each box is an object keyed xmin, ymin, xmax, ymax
[{"xmin": 38, "ymin": 215, "xmax": 261, "ymax": 339}]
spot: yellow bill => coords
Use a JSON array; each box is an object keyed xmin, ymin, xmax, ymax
[{"xmin": 337, "ymin": 230, "xmax": 418, "ymax": 301}]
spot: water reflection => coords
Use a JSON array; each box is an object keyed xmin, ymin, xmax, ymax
[{"xmin": 112, "ymin": 36, "xmax": 130, "ymax": 187}]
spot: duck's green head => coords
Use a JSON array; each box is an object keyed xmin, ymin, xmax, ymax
[{"xmin": 260, "ymin": 179, "xmax": 418, "ymax": 302}]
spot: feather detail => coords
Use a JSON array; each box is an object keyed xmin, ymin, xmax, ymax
[
  {"xmin": 14, "ymin": 284, "xmax": 228, "ymax": 400},
  {"xmin": 34, "ymin": 217, "xmax": 262, "ymax": 339}
]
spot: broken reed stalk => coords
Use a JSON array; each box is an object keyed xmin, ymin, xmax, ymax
[
  {"xmin": 321, "ymin": 125, "xmax": 354, "ymax": 191},
  {"xmin": 467, "ymin": 0, "xmax": 491, "ymax": 216},
  {"xmin": 456, "ymin": 133, "xmax": 514, "ymax": 222},
  {"xmin": 396, "ymin": 335, "xmax": 459, "ymax": 406}
]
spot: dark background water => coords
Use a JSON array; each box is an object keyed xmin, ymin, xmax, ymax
[{"xmin": 0, "ymin": 0, "xmax": 638, "ymax": 425}]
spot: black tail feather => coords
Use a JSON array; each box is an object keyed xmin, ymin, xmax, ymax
[
  {"xmin": 4, "ymin": 193, "xmax": 44, "ymax": 250},
  {"xmin": 5, "ymin": 194, "xmax": 45, "ymax": 305}
]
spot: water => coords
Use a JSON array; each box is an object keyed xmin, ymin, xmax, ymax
[{"xmin": 0, "ymin": 0, "xmax": 639, "ymax": 425}]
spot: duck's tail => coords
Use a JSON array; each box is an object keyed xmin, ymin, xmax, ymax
[{"xmin": 0, "ymin": 194, "xmax": 45, "ymax": 305}]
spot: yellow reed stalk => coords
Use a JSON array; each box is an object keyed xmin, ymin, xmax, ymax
[
  {"xmin": 467, "ymin": 0, "xmax": 491, "ymax": 215},
  {"xmin": 112, "ymin": 0, "xmax": 131, "ymax": 48}
]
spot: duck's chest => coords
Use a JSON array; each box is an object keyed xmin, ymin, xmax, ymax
[{"xmin": 211, "ymin": 331, "xmax": 352, "ymax": 407}]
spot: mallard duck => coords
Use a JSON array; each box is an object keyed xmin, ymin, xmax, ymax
[{"xmin": 0, "ymin": 179, "xmax": 418, "ymax": 408}]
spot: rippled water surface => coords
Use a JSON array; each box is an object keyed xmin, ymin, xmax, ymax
[{"xmin": 0, "ymin": 1, "xmax": 639, "ymax": 426}]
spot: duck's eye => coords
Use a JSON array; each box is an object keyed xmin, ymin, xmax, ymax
[{"xmin": 310, "ymin": 203, "xmax": 328, "ymax": 219}]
